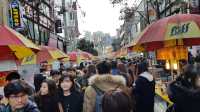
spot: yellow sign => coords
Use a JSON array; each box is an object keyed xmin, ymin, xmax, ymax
[
  {"xmin": 165, "ymin": 21, "xmax": 200, "ymax": 40},
  {"xmin": 10, "ymin": 1, "xmax": 21, "ymax": 29}
]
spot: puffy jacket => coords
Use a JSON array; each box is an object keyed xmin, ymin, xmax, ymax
[{"xmin": 83, "ymin": 74, "xmax": 126, "ymax": 112}]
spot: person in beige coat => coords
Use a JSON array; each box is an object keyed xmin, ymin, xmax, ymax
[{"xmin": 83, "ymin": 61, "xmax": 127, "ymax": 112}]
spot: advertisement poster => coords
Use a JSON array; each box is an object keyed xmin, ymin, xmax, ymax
[
  {"xmin": 52, "ymin": 61, "xmax": 60, "ymax": 70},
  {"xmin": 18, "ymin": 64, "xmax": 40, "ymax": 87}
]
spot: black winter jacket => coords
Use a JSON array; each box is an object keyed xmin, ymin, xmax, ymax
[
  {"xmin": 133, "ymin": 72, "xmax": 155, "ymax": 112},
  {"xmin": 168, "ymin": 78, "xmax": 200, "ymax": 112}
]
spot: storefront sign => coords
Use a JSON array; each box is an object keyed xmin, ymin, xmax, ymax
[{"xmin": 10, "ymin": 0, "xmax": 22, "ymax": 29}]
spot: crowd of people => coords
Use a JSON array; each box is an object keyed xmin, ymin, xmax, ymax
[{"xmin": 0, "ymin": 56, "xmax": 200, "ymax": 112}]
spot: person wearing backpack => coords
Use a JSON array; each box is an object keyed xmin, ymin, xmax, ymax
[{"xmin": 83, "ymin": 61, "xmax": 127, "ymax": 112}]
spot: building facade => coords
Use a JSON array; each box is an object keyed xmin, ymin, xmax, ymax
[
  {"xmin": 118, "ymin": 0, "xmax": 147, "ymax": 47},
  {"xmin": 0, "ymin": 0, "xmax": 9, "ymax": 25},
  {"xmin": 55, "ymin": 0, "xmax": 80, "ymax": 52}
]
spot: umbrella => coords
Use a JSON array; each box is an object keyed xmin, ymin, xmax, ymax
[
  {"xmin": 131, "ymin": 14, "xmax": 200, "ymax": 51},
  {"xmin": 21, "ymin": 46, "xmax": 68, "ymax": 65},
  {"xmin": 68, "ymin": 51, "xmax": 78, "ymax": 61},
  {"xmin": 0, "ymin": 25, "xmax": 40, "ymax": 60},
  {"xmin": 68, "ymin": 51, "xmax": 93, "ymax": 61},
  {"xmin": 81, "ymin": 51, "xmax": 93, "ymax": 60}
]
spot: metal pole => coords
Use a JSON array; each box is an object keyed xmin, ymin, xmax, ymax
[{"xmin": 62, "ymin": 0, "xmax": 68, "ymax": 48}]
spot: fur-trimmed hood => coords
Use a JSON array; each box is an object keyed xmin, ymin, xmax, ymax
[{"xmin": 88, "ymin": 74, "xmax": 126, "ymax": 91}]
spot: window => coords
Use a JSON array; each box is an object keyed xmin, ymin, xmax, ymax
[
  {"xmin": 135, "ymin": 24, "xmax": 138, "ymax": 32},
  {"xmin": 39, "ymin": 3, "xmax": 50, "ymax": 17},
  {"xmin": 70, "ymin": 12, "xmax": 73, "ymax": 20},
  {"xmin": 137, "ymin": 22, "xmax": 141, "ymax": 32},
  {"xmin": 34, "ymin": 24, "xmax": 39, "ymax": 41}
]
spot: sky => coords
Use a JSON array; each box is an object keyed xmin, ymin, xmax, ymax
[{"xmin": 78, "ymin": 0, "xmax": 123, "ymax": 36}]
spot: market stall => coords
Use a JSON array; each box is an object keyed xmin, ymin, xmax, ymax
[{"xmin": 128, "ymin": 14, "xmax": 200, "ymax": 111}]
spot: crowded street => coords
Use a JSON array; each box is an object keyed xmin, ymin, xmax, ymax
[{"xmin": 0, "ymin": 0, "xmax": 200, "ymax": 112}]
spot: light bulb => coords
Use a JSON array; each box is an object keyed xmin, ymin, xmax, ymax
[
  {"xmin": 166, "ymin": 61, "xmax": 170, "ymax": 70},
  {"xmin": 173, "ymin": 62, "xmax": 178, "ymax": 70}
]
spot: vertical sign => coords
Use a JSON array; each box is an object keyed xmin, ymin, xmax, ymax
[{"xmin": 10, "ymin": 0, "xmax": 22, "ymax": 29}]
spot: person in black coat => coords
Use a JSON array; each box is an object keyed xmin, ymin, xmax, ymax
[
  {"xmin": 58, "ymin": 75, "xmax": 83, "ymax": 112},
  {"xmin": 33, "ymin": 79, "xmax": 61, "ymax": 112},
  {"xmin": 133, "ymin": 61, "xmax": 155, "ymax": 112},
  {"xmin": 167, "ymin": 64, "xmax": 200, "ymax": 112}
]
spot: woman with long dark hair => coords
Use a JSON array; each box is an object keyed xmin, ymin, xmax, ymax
[
  {"xmin": 33, "ymin": 79, "xmax": 62, "ymax": 112},
  {"xmin": 58, "ymin": 75, "xmax": 83, "ymax": 112}
]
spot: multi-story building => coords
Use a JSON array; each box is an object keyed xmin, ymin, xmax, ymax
[
  {"xmin": 118, "ymin": 0, "xmax": 147, "ymax": 47},
  {"xmin": 55, "ymin": 0, "xmax": 80, "ymax": 52},
  {"xmin": 21, "ymin": 0, "xmax": 56, "ymax": 45}
]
